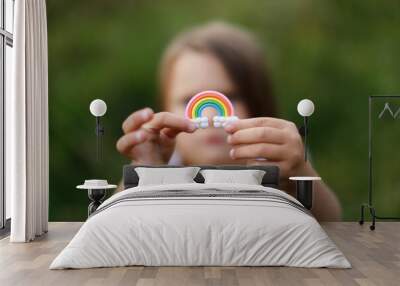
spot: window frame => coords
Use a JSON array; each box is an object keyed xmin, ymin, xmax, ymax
[{"xmin": 0, "ymin": 0, "xmax": 14, "ymax": 234}]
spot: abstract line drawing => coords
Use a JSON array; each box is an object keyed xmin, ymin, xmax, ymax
[{"xmin": 378, "ymin": 102, "xmax": 400, "ymax": 119}]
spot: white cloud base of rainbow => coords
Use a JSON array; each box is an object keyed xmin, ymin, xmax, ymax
[{"xmin": 191, "ymin": 116, "xmax": 239, "ymax": 129}]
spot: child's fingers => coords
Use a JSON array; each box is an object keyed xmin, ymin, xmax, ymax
[
  {"xmin": 160, "ymin": 127, "xmax": 191, "ymax": 139},
  {"xmin": 230, "ymin": 143, "xmax": 284, "ymax": 161},
  {"xmin": 227, "ymin": 126, "xmax": 286, "ymax": 145},
  {"xmin": 142, "ymin": 112, "xmax": 196, "ymax": 133},
  {"xmin": 122, "ymin": 108, "xmax": 154, "ymax": 134},
  {"xmin": 224, "ymin": 117, "xmax": 289, "ymax": 133},
  {"xmin": 116, "ymin": 131, "xmax": 148, "ymax": 155}
]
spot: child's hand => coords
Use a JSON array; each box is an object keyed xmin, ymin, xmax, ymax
[
  {"xmin": 224, "ymin": 117, "xmax": 306, "ymax": 179},
  {"xmin": 116, "ymin": 108, "xmax": 196, "ymax": 164}
]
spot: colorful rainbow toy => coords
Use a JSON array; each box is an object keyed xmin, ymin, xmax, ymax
[{"xmin": 185, "ymin": 90, "xmax": 238, "ymax": 129}]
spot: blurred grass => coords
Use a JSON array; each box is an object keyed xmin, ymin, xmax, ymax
[{"xmin": 47, "ymin": 0, "xmax": 400, "ymax": 221}]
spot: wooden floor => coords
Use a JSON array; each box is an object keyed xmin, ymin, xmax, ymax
[{"xmin": 0, "ymin": 222, "xmax": 399, "ymax": 286}]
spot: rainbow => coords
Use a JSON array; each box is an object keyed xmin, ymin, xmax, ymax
[{"xmin": 185, "ymin": 90, "xmax": 234, "ymax": 119}]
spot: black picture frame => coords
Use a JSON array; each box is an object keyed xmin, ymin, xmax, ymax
[{"xmin": 359, "ymin": 95, "xmax": 400, "ymax": 230}]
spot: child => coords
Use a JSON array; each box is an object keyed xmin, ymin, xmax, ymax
[{"xmin": 116, "ymin": 22, "xmax": 341, "ymax": 221}]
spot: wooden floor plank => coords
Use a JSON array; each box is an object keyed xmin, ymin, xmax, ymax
[{"xmin": 0, "ymin": 222, "xmax": 399, "ymax": 286}]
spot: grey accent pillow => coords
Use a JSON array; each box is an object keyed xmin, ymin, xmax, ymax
[
  {"xmin": 135, "ymin": 167, "xmax": 201, "ymax": 186},
  {"xmin": 200, "ymin": 169, "xmax": 266, "ymax": 185}
]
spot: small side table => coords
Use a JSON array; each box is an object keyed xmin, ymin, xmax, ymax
[
  {"xmin": 289, "ymin": 176, "xmax": 321, "ymax": 210},
  {"xmin": 76, "ymin": 180, "xmax": 117, "ymax": 217}
]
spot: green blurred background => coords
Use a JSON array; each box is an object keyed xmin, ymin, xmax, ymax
[{"xmin": 47, "ymin": 0, "xmax": 400, "ymax": 221}]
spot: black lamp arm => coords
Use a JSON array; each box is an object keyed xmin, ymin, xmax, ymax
[
  {"xmin": 304, "ymin": 116, "xmax": 308, "ymax": 162},
  {"xmin": 95, "ymin": 117, "xmax": 104, "ymax": 162},
  {"xmin": 95, "ymin": 117, "xmax": 104, "ymax": 136},
  {"xmin": 298, "ymin": 117, "xmax": 309, "ymax": 162}
]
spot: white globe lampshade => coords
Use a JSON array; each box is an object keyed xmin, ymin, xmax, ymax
[
  {"xmin": 297, "ymin": 99, "xmax": 315, "ymax": 117},
  {"xmin": 90, "ymin": 99, "xmax": 107, "ymax": 117}
]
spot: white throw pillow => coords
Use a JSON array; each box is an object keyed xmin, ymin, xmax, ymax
[
  {"xmin": 200, "ymin": 169, "xmax": 266, "ymax": 185},
  {"xmin": 135, "ymin": 167, "xmax": 200, "ymax": 186}
]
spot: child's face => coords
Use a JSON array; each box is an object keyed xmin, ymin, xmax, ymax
[{"xmin": 165, "ymin": 50, "xmax": 250, "ymax": 165}]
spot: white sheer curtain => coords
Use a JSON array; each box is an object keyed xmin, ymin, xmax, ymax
[{"xmin": 7, "ymin": 0, "xmax": 49, "ymax": 242}]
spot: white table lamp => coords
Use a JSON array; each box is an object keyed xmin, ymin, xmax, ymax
[
  {"xmin": 297, "ymin": 99, "xmax": 315, "ymax": 161},
  {"xmin": 89, "ymin": 99, "xmax": 107, "ymax": 161}
]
